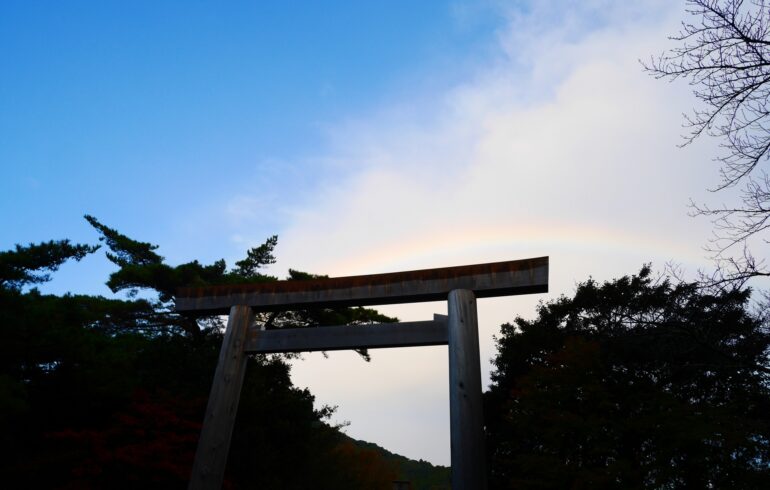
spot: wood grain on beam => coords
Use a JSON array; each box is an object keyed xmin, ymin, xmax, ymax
[
  {"xmin": 244, "ymin": 318, "xmax": 448, "ymax": 353},
  {"xmin": 176, "ymin": 256, "xmax": 548, "ymax": 314}
]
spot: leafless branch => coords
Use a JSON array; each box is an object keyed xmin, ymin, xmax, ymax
[{"xmin": 644, "ymin": 0, "xmax": 770, "ymax": 283}]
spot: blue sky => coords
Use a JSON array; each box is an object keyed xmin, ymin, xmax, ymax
[
  {"xmin": 2, "ymin": 0, "xmax": 729, "ymax": 466},
  {"xmin": 1, "ymin": 1, "xmax": 506, "ymax": 287}
]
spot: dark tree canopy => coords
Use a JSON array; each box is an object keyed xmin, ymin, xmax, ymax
[
  {"xmin": 0, "ymin": 239, "xmax": 98, "ymax": 290},
  {"xmin": 85, "ymin": 214, "xmax": 278, "ymax": 303},
  {"xmin": 0, "ymin": 220, "xmax": 409, "ymax": 488},
  {"xmin": 485, "ymin": 267, "xmax": 770, "ymax": 489},
  {"xmin": 645, "ymin": 0, "xmax": 770, "ymax": 284},
  {"xmin": 232, "ymin": 234, "xmax": 278, "ymax": 277},
  {"xmin": 84, "ymin": 215, "xmax": 395, "ymax": 343}
]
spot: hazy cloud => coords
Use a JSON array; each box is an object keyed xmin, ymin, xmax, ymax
[{"xmin": 244, "ymin": 1, "xmax": 724, "ymax": 465}]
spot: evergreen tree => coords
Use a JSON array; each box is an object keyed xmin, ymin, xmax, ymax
[
  {"xmin": 485, "ymin": 267, "xmax": 770, "ymax": 489},
  {"xmin": 0, "ymin": 218, "xmax": 398, "ymax": 488}
]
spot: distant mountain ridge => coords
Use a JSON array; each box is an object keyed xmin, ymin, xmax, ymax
[{"xmin": 344, "ymin": 435, "xmax": 451, "ymax": 489}]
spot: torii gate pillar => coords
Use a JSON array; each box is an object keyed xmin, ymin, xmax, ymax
[{"xmin": 448, "ymin": 289, "xmax": 487, "ymax": 489}]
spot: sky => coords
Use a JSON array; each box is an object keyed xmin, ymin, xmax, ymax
[{"xmin": 1, "ymin": 0, "xmax": 733, "ymax": 466}]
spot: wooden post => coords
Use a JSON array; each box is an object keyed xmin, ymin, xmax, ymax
[
  {"xmin": 189, "ymin": 305, "xmax": 255, "ymax": 490},
  {"xmin": 447, "ymin": 289, "xmax": 488, "ymax": 490}
]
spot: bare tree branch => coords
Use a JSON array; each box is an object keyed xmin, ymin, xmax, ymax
[{"xmin": 644, "ymin": 0, "xmax": 770, "ymax": 283}]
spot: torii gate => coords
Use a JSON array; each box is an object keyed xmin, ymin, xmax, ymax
[{"xmin": 177, "ymin": 256, "xmax": 549, "ymax": 490}]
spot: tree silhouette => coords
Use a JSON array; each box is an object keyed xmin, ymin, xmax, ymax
[
  {"xmin": 485, "ymin": 266, "xmax": 770, "ymax": 488},
  {"xmin": 85, "ymin": 215, "xmax": 395, "ymax": 348},
  {"xmin": 0, "ymin": 220, "xmax": 403, "ymax": 488},
  {"xmin": 644, "ymin": 0, "xmax": 770, "ymax": 285}
]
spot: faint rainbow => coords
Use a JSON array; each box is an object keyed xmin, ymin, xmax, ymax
[{"xmin": 317, "ymin": 222, "xmax": 708, "ymax": 276}]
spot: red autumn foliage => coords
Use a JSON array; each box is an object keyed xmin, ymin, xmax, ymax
[{"xmin": 48, "ymin": 390, "xmax": 205, "ymax": 489}]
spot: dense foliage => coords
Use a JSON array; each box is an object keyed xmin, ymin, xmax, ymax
[
  {"xmin": 0, "ymin": 217, "xmax": 405, "ymax": 489},
  {"xmin": 485, "ymin": 267, "xmax": 770, "ymax": 489},
  {"xmin": 351, "ymin": 438, "xmax": 451, "ymax": 489}
]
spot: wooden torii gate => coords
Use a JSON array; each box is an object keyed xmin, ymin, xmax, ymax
[{"xmin": 177, "ymin": 256, "xmax": 549, "ymax": 490}]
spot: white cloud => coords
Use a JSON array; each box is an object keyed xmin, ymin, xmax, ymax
[{"xmin": 247, "ymin": 1, "xmax": 725, "ymax": 466}]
